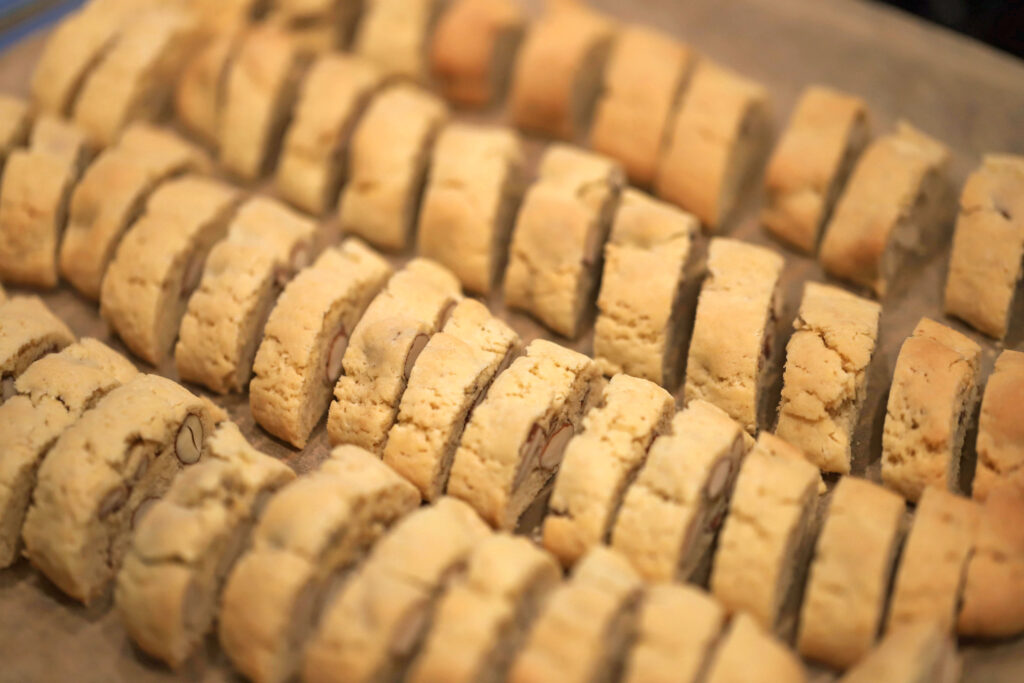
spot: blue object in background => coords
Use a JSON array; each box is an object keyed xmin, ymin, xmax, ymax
[{"xmin": 0, "ymin": 0, "xmax": 86, "ymax": 51}]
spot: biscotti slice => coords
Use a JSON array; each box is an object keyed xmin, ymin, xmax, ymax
[
  {"xmin": 543, "ymin": 373, "xmax": 675, "ymax": 567},
  {"xmin": 974, "ymin": 349, "xmax": 1024, "ymax": 501},
  {"xmin": 174, "ymin": 34, "xmax": 238, "ymax": 147},
  {"xmin": 711, "ymin": 433, "xmax": 821, "ymax": 637},
  {"xmin": 882, "ymin": 318, "xmax": 982, "ymax": 502},
  {"xmin": 276, "ymin": 54, "xmax": 387, "ymax": 215},
  {"xmin": 508, "ymin": 546, "xmax": 642, "ymax": 683},
  {"xmin": 384, "ymin": 298, "xmax": 520, "ymax": 500},
  {"xmin": 250, "ymin": 240, "xmax": 392, "ymax": 448},
  {"xmin": 219, "ymin": 446, "xmax": 419, "ymax": 683},
  {"xmin": 944, "ymin": 155, "xmax": 1024, "ymax": 339},
  {"xmin": 704, "ymin": 614, "xmax": 807, "ymax": 683},
  {"xmin": 819, "ymin": 122, "xmax": 951, "ymax": 297},
  {"xmin": 887, "ymin": 487, "xmax": 979, "ymax": 632},
  {"xmin": 416, "ymin": 122, "xmax": 525, "ymax": 295},
  {"xmin": 338, "ymin": 83, "xmax": 449, "ymax": 250},
  {"xmin": 594, "ymin": 189, "xmax": 699, "ymax": 386},
  {"xmin": 775, "ymin": 282, "xmax": 881, "ymax": 474},
  {"xmin": 0, "ymin": 95, "xmax": 30, "ymax": 166},
  {"xmin": 60, "ymin": 124, "xmax": 211, "ymax": 300},
  {"xmin": 797, "ymin": 476, "xmax": 906, "ymax": 669},
  {"xmin": 267, "ymin": 0, "xmax": 361, "ymax": 49},
  {"xmin": 326, "ymin": 258, "xmax": 461, "ymax": 451},
  {"xmin": 100, "ymin": 175, "xmax": 241, "ymax": 365},
  {"xmin": 303, "ymin": 498, "xmax": 491, "ymax": 683},
  {"xmin": 589, "ymin": 25, "xmax": 696, "ymax": 186},
  {"xmin": 684, "ymin": 238, "xmax": 785, "ymax": 434},
  {"xmin": 0, "ymin": 339, "xmax": 136, "ymax": 567},
  {"xmin": 430, "ymin": 0, "xmax": 526, "ymax": 108},
  {"xmin": 655, "ymin": 60, "xmax": 771, "ymax": 231},
  {"xmin": 504, "ymin": 144, "xmax": 624, "ymax": 338},
  {"xmin": 841, "ymin": 621, "xmax": 960, "ymax": 683},
  {"xmin": 175, "ymin": 197, "xmax": 318, "ymax": 395},
  {"xmin": 508, "ymin": 0, "xmax": 616, "ymax": 141},
  {"xmin": 623, "ymin": 583, "xmax": 725, "ymax": 683},
  {"xmin": 115, "ymin": 423, "xmax": 295, "ymax": 669},
  {"xmin": 408, "ymin": 534, "xmax": 561, "ymax": 683},
  {"xmin": 353, "ymin": 0, "xmax": 446, "ymax": 82},
  {"xmin": 611, "ymin": 399, "xmax": 748, "ymax": 582},
  {"xmin": 762, "ymin": 86, "xmax": 870, "ymax": 253},
  {"xmin": 21, "ymin": 374, "xmax": 222, "ymax": 603},
  {"xmin": 447, "ymin": 339, "xmax": 603, "ymax": 530},
  {"xmin": 0, "ymin": 295, "xmax": 74, "ymax": 400}
]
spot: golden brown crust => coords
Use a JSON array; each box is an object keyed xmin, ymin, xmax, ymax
[{"xmin": 974, "ymin": 349, "xmax": 1024, "ymax": 501}]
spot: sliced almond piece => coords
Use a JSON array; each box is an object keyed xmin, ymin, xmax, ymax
[
  {"xmin": 705, "ymin": 458, "xmax": 733, "ymax": 501},
  {"xmin": 99, "ymin": 486, "xmax": 128, "ymax": 518},
  {"xmin": 175, "ymin": 414, "xmax": 204, "ymax": 465},
  {"xmin": 324, "ymin": 326, "xmax": 349, "ymax": 384},
  {"xmin": 181, "ymin": 253, "xmax": 205, "ymax": 298},
  {"xmin": 539, "ymin": 423, "xmax": 574, "ymax": 470},
  {"xmin": 390, "ymin": 600, "xmax": 430, "ymax": 657},
  {"xmin": 404, "ymin": 333, "xmax": 430, "ymax": 381}
]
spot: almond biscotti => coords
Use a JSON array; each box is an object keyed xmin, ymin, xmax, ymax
[
  {"xmin": 416, "ymin": 122, "xmax": 525, "ymax": 295},
  {"xmin": 383, "ymin": 298, "xmax": 520, "ymax": 501},
  {"xmin": 218, "ymin": 446, "xmax": 419, "ymax": 683},
  {"xmin": 841, "ymin": 621, "xmax": 961, "ymax": 683},
  {"xmin": 593, "ymin": 189, "xmax": 699, "ymax": 387},
  {"xmin": 944, "ymin": 154, "xmax": 1024, "ymax": 339},
  {"xmin": 797, "ymin": 476, "xmax": 905, "ymax": 669},
  {"xmin": 589, "ymin": 25, "xmax": 696, "ymax": 186},
  {"xmin": 882, "ymin": 318, "xmax": 982, "ymax": 502},
  {"xmin": 338, "ymin": 83, "xmax": 448, "ymax": 250},
  {"xmin": 115, "ymin": 423, "xmax": 295, "ymax": 669},
  {"xmin": 408, "ymin": 534, "xmax": 561, "ymax": 683},
  {"xmin": 655, "ymin": 60, "xmax": 771, "ymax": 230},
  {"xmin": 543, "ymin": 373, "xmax": 675, "ymax": 567},
  {"xmin": 250, "ymin": 240, "xmax": 392, "ymax": 448},
  {"xmin": 447, "ymin": 339, "xmax": 603, "ymax": 530},
  {"xmin": 775, "ymin": 282, "xmax": 881, "ymax": 474},
  {"xmin": 611, "ymin": 399, "xmax": 748, "ymax": 582},
  {"xmin": 762, "ymin": 85, "xmax": 870, "ymax": 253},
  {"xmin": 100, "ymin": 175, "xmax": 241, "ymax": 365},
  {"xmin": 22, "ymin": 374, "xmax": 222, "ymax": 604},
  {"xmin": 819, "ymin": 122, "xmax": 951, "ymax": 297},
  {"xmin": 175, "ymin": 197, "xmax": 318, "ymax": 395},
  {"xmin": 704, "ymin": 614, "xmax": 807, "ymax": 683},
  {"xmin": 974, "ymin": 349, "xmax": 1024, "ymax": 501},
  {"xmin": 276, "ymin": 54, "xmax": 387, "ymax": 215},
  {"xmin": 0, "ymin": 295, "xmax": 74, "ymax": 400},
  {"xmin": 504, "ymin": 144, "xmax": 624, "ymax": 338},
  {"xmin": 353, "ymin": 0, "xmax": 446, "ymax": 82},
  {"xmin": 684, "ymin": 238, "xmax": 784, "ymax": 435},
  {"xmin": 174, "ymin": 34, "xmax": 237, "ymax": 147}
]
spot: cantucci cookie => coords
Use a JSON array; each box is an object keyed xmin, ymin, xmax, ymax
[
  {"xmin": 887, "ymin": 487, "xmax": 979, "ymax": 632},
  {"xmin": 710, "ymin": 433, "xmax": 821, "ymax": 636},
  {"xmin": 218, "ymin": 446, "xmax": 419, "ymax": 683},
  {"xmin": 841, "ymin": 621, "xmax": 960, "ymax": 683},
  {"xmin": 882, "ymin": 318, "xmax": 981, "ymax": 502},
  {"xmin": 408, "ymin": 534, "xmax": 560, "ymax": 683},
  {"xmin": 775, "ymin": 282, "xmax": 881, "ymax": 474},
  {"xmin": 542, "ymin": 373, "xmax": 675, "ymax": 567},
  {"xmin": 797, "ymin": 476, "xmax": 905, "ymax": 669},
  {"xmin": 338, "ymin": 83, "xmax": 448, "ymax": 251},
  {"xmin": 0, "ymin": 295, "xmax": 74, "ymax": 400},
  {"xmin": 508, "ymin": 546, "xmax": 642, "ymax": 683},
  {"xmin": 611, "ymin": 399, "xmax": 748, "ymax": 582},
  {"xmin": 819, "ymin": 122, "xmax": 951, "ymax": 297},
  {"xmin": 267, "ymin": 0, "xmax": 361, "ymax": 48},
  {"xmin": 589, "ymin": 25, "xmax": 696, "ymax": 186},
  {"xmin": 944, "ymin": 155, "xmax": 1024, "ymax": 339},
  {"xmin": 704, "ymin": 614, "xmax": 807, "ymax": 683},
  {"xmin": 762, "ymin": 86, "xmax": 870, "ymax": 253},
  {"xmin": 303, "ymin": 498, "xmax": 491, "ymax": 683},
  {"xmin": 353, "ymin": 0, "xmax": 445, "ymax": 82},
  {"xmin": 0, "ymin": 339, "xmax": 136, "ymax": 568},
  {"xmin": 508, "ymin": 0, "xmax": 615, "ymax": 141},
  {"xmin": 176, "ymin": 197, "xmax": 318, "ymax": 395},
  {"xmin": 416, "ymin": 122, "xmax": 525, "ymax": 295},
  {"xmin": 504, "ymin": 144, "xmax": 624, "ymax": 338},
  {"xmin": 326, "ymin": 258, "xmax": 461, "ymax": 452},
  {"xmin": 684, "ymin": 238, "xmax": 784, "ymax": 434},
  {"xmin": 115, "ymin": 423, "xmax": 295, "ymax": 669},
  {"xmin": 60, "ymin": 123, "xmax": 211, "ymax": 300},
  {"xmin": 447, "ymin": 339, "xmax": 602, "ymax": 530},
  {"xmin": 429, "ymin": 0, "xmax": 526, "ymax": 108},
  {"xmin": 22, "ymin": 374, "xmax": 222, "ymax": 604},
  {"xmin": 174, "ymin": 34, "xmax": 237, "ymax": 147},
  {"xmin": 100, "ymin": 175, "xmax": 241, "ymax": 365},
  {"xmin": 623, "ymin": 583, "xmax": 725, "ymax": 683},
  {"xmin": 0, "ymin": 95, "xmax": 30, "ymax": 165},
  {"xmin": 383, "ymin": 298, "xmax": 520, "ymax": 501},
  {"xmin": 593, "ymin": 189, "xmax": 699, "ymax": 386},
  {"xmin": 974, "ymin": 349, "xmax": 1024, "ymax": 501},
  {"xmin": 250, "ymin": 240, "xmax": 392, "ymax": 448},
  {"xmin": 276, "ymin": 54, "xmax": 387, "ymax": 215},
  {"xmin": 655, "ymin": 60, "xmax": 771, "ymax": 230}
]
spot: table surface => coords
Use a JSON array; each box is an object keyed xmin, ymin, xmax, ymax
[{"xmin": 1, "ymin": 0, "xmax": 1023, "ymax": 680}]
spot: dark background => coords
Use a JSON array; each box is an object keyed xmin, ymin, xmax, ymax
[{"xmin": 879, "ymin": 0, "xmax": 1024, "ymax": 58}]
